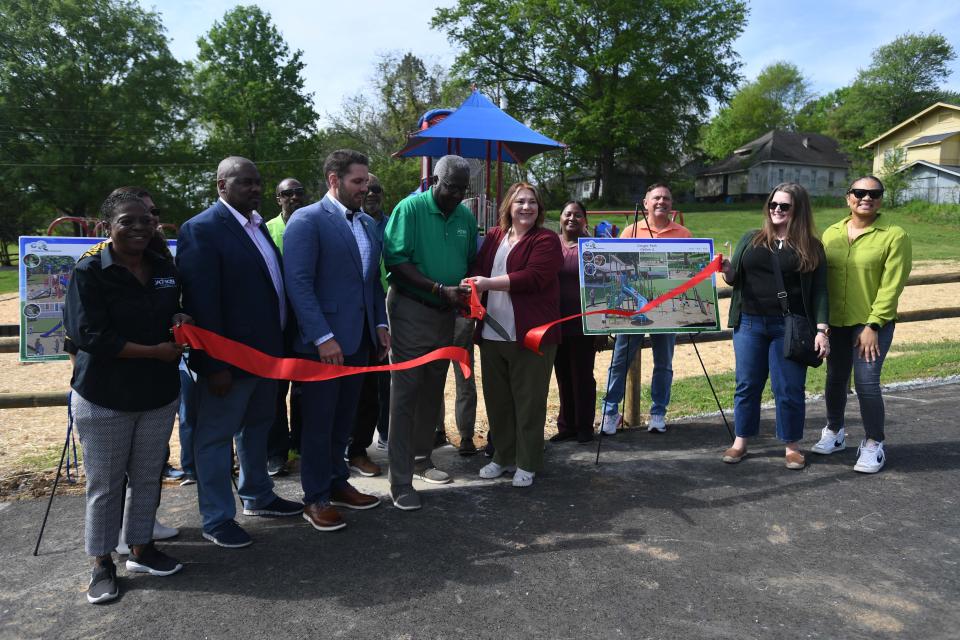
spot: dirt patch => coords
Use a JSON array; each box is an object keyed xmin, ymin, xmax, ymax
[{"xmin": 2, "ymin": 260, "xmax": 958, "ymax": 497}]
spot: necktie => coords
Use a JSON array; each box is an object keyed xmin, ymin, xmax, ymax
[{"xmin": 346, "ymin": 211, "xmax": 355, "ymax": 223}]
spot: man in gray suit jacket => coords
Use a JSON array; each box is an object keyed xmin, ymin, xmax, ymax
[{"xmin": 283, "ymin": 149, "xmax": 388, "ymax": 532}]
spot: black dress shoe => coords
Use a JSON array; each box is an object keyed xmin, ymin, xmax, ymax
[
  {"xmin": 577, "ymin": 432, "xmax": 595, "ymax": 444},
  {"xmin": 549, "ymin": 431, "xmax": 578, "ymax": 443},
  {"xmin": 458, "ymin": 438, "xmax": 478, "ymax": 456}
]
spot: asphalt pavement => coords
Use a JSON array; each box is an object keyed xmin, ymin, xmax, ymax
[{"xmin": 1, "ymin": 381, "xmax": 958, "ymax": 640}]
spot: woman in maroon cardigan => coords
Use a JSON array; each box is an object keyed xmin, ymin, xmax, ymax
[{"xmin": 462, "ymin": 182, "xmax": 562, "ymax": 488}]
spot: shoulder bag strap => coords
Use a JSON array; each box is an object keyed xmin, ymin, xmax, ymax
[{"xmin": 767, "ymin": 244, "xmax": 791, "ymax": 315}]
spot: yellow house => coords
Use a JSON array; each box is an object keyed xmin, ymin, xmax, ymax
[
  {"xmin": 860, "ymin": 102, "xmax": 960, "ymax": 203},
  {"xmin": 861, "ymin": 102, "xmax": 960, "ymax": 171}
]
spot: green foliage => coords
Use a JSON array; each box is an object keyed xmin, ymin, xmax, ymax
[
  {"xmin": 895, "ymin": 200, "xmax": 960, "ymax": 226},
  {"xmin": 701, "ymin": 62, "xmax": 813, "ymax": 160},
  {"xmin": 432, "ymin": 0, "xmax": 747, "ymax": 203},
  {"xmin": 878, "ymin": 147, "xmax": 910, "ymax": 207},
  {"xmin": 327, "ymin": 52, "xmax": 471, "ymax": 213},
  {"xmin": 814, "ymin": 32, "xmax": 956, "ymax": 163},
  {"xmin": 0, "ymin": 0, "xmax": 189, "ymax": 226},
  {"xmin": 188, "ymin": 5, "xmax": 321, "ymax": 213}
]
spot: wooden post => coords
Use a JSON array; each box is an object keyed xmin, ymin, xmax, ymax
[{"xmin": 623, "ymin": 344, "xmax": 643, "ymax": 427}]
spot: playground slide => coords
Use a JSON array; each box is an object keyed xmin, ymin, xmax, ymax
[
  {"xmin": 40, "ymin": 321, "xmax": 63, "ymax": 338},
  {"xmin": 621, "ymin": 286, "xmax": 653, "ymax": 325}
]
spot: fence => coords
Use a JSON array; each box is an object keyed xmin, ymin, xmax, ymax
[{"xmin": 1, "ymin": 272, "xmax": 959, "ymax": 410}]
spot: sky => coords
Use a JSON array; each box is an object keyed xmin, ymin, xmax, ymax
[{"xmin": 143, "ymin": 0, "xmax": 960, "ymax": 124}]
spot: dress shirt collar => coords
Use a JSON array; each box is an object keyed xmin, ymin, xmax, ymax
[
  {"xmin": 220, "ymin": 197, "xmax": 263, "ymax": 228},
  {"xmin": 323, "ymin": 192, "xmax": 356, "ymax": 219}
]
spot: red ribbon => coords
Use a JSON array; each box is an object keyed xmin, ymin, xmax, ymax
[
  {"xmin": 462, "ymin": 279, "xmax": 486, "ymax": 320},
  {"xmin": 522, "ymin": 254, "xmax": 724, "ymax": 354},
  {"xmin": 173, "ymin": 324, "xmax": 472, "ymax": 381}
]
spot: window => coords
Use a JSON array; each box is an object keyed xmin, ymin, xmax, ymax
[
  {"xmin": 829, "ymin": 171, "xmax": 835, "ymax": 187},
  {"xmin": 778, "ymin": 168, "xmax": 784, "ymax": 181}
]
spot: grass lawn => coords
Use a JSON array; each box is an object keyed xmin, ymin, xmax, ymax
[
  {"xmin": 550, "ymin": 202, "xmax": 960, "ymax": 262},
  {"xmin": 658, "ymin": 339, "xmax": 960, "ymax": 418},
  {"xmin": 0, "ymin": 243, "xmax": 18, "ymax": 294}
]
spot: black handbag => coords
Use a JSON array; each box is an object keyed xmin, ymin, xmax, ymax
[{"xmin": 769, "ymin": 247, "xmax": 823, "ymax": 368}]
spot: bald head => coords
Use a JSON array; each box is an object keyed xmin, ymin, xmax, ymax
[{"xmin": 216, "ymin": 156, "xmax": 262, "ymax": 216}]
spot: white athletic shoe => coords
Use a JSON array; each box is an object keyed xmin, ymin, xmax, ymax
[
  {"xmin": 153, "ymin": 520, "xmax": 179, "ymax": 540},
  {"xmin": 854, "ymin": 440, "xmax": 885, "ymax": 473},
  {"xmin": 601, "ymin": 412, "xmax": 621, "ymax": 435},
  {"xmin": 647, "ymin": 414, "xmax": 666, "ymax": 433},
  {"xmin": 479, "ymin": 462, "xmax": 515, "ymax": 479},
  {"xmin": 512, "ymin": 469, "xmax": 535, "ymax": 488},
  {"xmin": 811, "ymin": 426, "xmax": 846, "ymax": 454}
]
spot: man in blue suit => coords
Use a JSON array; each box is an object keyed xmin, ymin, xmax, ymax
[
  {"xmin": 283, "ymin": 149, "xmax": 388, "ymax": 532},
  {"xmin": 177, "ymin": 156, "xmax": 304, "ymax": 548}
]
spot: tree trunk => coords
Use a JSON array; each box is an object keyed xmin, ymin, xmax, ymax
[{"xmin": 599, "ymin": 146, "xmax": 616, "ymax": 205}]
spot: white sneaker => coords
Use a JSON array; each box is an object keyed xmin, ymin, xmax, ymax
[
  {"xmin": 811, "ymin": 426, "xmax": 846, "ymax": 454},
  {"xmin": 512, "ymin": 468, "xmax": 535, "ymax": 487},
  {"xmin": 479, "ymin": 461, "xmax": 515, "ymax": 479},
  {"xmin": 647, "ymin": 414, "xmax": 666, "ymax": 433},
  {"xmin": 153, "ymin": 520, "xmax": 179, "ymax": 540},
  {"xmin": 854, "ymin": 440, "xmax": 885, "ymax": 473},
  {"xmin": 601, "ymin": 412, "xmax": 621, "ymax": 435}
]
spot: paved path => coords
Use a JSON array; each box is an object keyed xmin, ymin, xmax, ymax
[{"xmin": 1, "ymin": 382, "xmax": 958, "ymax": 639}]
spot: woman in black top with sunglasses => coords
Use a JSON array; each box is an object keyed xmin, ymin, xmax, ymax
[{"xmin": 720, "ymin": 182, "xmax": 830, "ymax": 469}]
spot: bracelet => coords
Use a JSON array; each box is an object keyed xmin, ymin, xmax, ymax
[{"xmin": 816, "ymin": 328, "xmax": 827, "ymax": 334}]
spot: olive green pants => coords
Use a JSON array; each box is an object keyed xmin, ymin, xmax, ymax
[{"xmin": 479, "ymin": 341, "xmax": 557, "ymax": 473}]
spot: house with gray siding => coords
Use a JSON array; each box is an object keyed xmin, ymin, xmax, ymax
[{"xmin": 695, "ymin": 130, "xmax": 850, "ymax": 200}]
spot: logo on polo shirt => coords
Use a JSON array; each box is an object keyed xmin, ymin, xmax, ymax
[
  {"xmin": 456, "ymin": 229, "xmax": 468, "ymax": 237},
  {"xmin": 153, "ymin": 277, "xmax": 177, "ymax": 289}
]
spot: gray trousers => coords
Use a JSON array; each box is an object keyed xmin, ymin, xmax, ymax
[
  {"xmin": 437, "ymin": 316, "xmax": 478, "ymax": 439},
  {"xmin": 387, "ymin": 288, "xmax": 456, "ymax": 488},
  {"xmin": 73, "ymin": 391, "xmax": 177, "ymax": 556}
]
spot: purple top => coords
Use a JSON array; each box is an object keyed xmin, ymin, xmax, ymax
[{"xmin": 558, "ymin": 241, "xmax": 583, "ymax": 336}]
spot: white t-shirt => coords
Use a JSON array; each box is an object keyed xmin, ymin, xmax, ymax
[{"xmin": 481, "ymin": 236, "xmax": 517, "ymax": 341}]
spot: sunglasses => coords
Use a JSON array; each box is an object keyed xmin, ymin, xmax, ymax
[
  {"xmin": 367, "ymin": 184, "xmax": 382, "ymax": 194},
  {"xmin": 848, "ymin": 188, "xmax": 884, "ymax": 199},
  {"xmin": 768, "ymin": 201, "xmax": 792, "ymax": 213},
  {"xmin": 279, "ymin": 187, "xmax": 305, "ymax": 198},
  {"xmin": 149, "ymin": 207, "xmax": 161, "ymax": 218}
]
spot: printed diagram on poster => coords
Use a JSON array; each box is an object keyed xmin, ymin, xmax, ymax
[
  {"xmin": 18, "ymin": 236, "xmax": 176, "ymax": 362},
  {"xmin": 578, "ymin": 237, "xmax": 720, "ymax": 334}
]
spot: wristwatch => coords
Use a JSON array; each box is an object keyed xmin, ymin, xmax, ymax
[{"xmin": 867, "ymin": 322, "xmax": 881, "ymax": 332}]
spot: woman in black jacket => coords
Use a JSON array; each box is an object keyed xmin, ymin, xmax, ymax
[{"xmin": 720, "ymin": 183, "xmax": 829, "ymax": 470}]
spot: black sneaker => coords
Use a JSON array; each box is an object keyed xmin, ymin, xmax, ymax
[
  {"xmin": 87, "ymin": 559, "xmax": 118, "ymax": 604},
  {"xmin": 433, "ymin": 430, "xmax": 450, "ymax": 449},
  {"xmin": 242, "ymin": 496, "xmax": 304, "ymax": 517},
  {"xmin": 266, "ymin": 456, "xmax": 287, "ymax": 477},
  {"xmin": 161, "ymin": 464, "xmax": 185, "ymax": 480},
  {"xmin": 458, "ymin": 438, "xmax": 478, "ymax": 456},
  {"xmin": 126, "ymin": 543, "xmax": 183, "ymax": 577}
]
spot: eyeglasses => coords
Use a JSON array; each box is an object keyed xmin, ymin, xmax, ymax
[
  {"xmin": 847, "ymin": 188, "xmax": 884, "ymax": 199},
  {"xmin": 279, "ymin": 187, "xmax": 305, "ymax": 198},
  {"xmin": 768, "ymin": 202, "xmax": 792, "ymax": 212},
  {"xmin": 367, "ymin": 184, "xmax": 382, "ymax": 194}
]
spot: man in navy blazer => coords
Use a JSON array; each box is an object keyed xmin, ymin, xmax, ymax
[
  {"xmin": 177, "ymin": 156, "xmax": 304, "ymax": 549},
  {"xmin": 283, "ymin": 149, "xmax": 388, "ymax": 531}
]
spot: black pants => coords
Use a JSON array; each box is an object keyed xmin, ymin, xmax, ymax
[{"xmin": 267, "ymin": 380, "xmax": 303, "ymax": 460}]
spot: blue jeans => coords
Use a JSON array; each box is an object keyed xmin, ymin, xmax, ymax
[
  {"xmin": 825, "ymin": 323, "xmax": 894, "ymax": 442},
  {"xmin": 194, "ymin": 376, "xmax": 279, "ymax": 532},
  {"xmin": 602, "ymin": 333, "xmax": 676, "ymax": 417},
  {"xmin": 733, "ymin": 313, "xmax": 808, "ymax": 443},
  {"xmin": 177, "ymin": 366, "xmax": 197, "ymax": 477}
]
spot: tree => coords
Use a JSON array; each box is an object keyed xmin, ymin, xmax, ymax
[
  {"xmin": 817, "ymin": 32, "xmax": 957, "ymax": 167},
  {"xmin": 188, "ymin": 5, "xmax": 320, "ymax": 205},
  {"xmin": 432, "ymin": 0, "xmax": 747, "ymax": 203},
  {"xmin": 327, "ymin": 52, "xmax": 471, "ymax": 212},
  {"xmin": 878, "ymin": 147, "xmax": 910, "ymax": 207},
  {"xmin": 700, "ymin": 62, "xmax": 813, "ymax": 160},
  {"xmin": 0, "ymin": 0, "xmax": 189, "ymax": 224}
]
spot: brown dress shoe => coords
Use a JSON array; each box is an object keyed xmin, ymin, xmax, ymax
[
  {"xmin": 302, "ymin": 503, "xmax": 346, "ymax": 531},
  {"xmin": 347, "ymin": 455, "xmax": 382, "ymax": 477},
  {"xmin": 330, "ymin": 484, "xmax": 381, "ymax": 510},
  {"xmin": 722, "ymin": 446, "xmax": 747, "ymax": 464},
  {"xmin": 785, "ymin": 450, "xmax": 806, "ymax": 470}
]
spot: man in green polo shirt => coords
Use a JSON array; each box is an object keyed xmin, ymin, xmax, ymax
[{"xmin": 383, "ymin": 155, "xmax": 476, "ymax": 510}]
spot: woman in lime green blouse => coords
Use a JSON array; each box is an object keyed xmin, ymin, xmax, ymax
[{"xmin": 812, "ymin": 176, "xmax": 912, "ymax": 473}]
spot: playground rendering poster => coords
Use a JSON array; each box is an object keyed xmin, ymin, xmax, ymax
[
  {"xmin": 17, "ymin": 236, "xmax": 176, "ymax": 362},
  {"xmin": 578, "ymin": 237, "xmax": 720, "ymax": 335}
]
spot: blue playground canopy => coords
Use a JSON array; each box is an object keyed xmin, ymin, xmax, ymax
[{"xmin": 393, "ymin": 90, "xmax": 565, "ymax": 164}]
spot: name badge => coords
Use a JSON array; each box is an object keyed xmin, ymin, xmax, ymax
[{"xmin": 153, "ymin": 277, "xmax": 177, "ymax": 289}]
